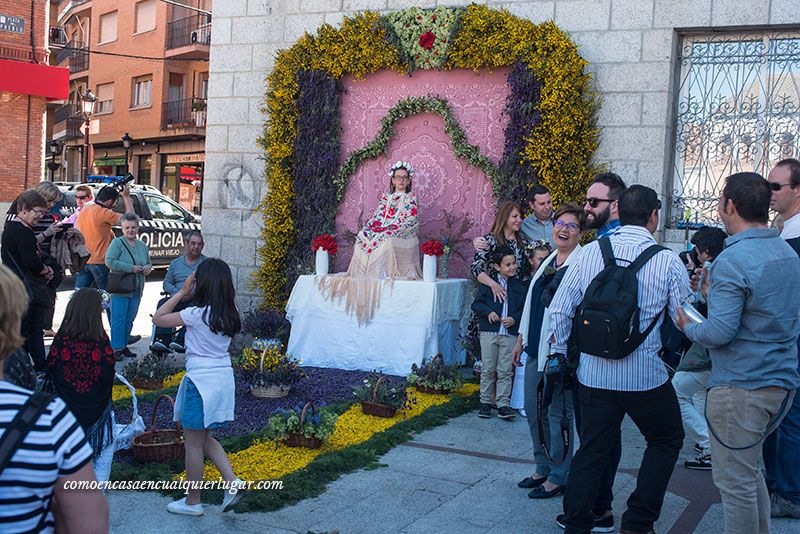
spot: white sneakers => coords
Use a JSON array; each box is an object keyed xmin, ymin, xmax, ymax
[
  {"xmin": 167, "ymin": 478, "xmax": 246, "ymax": 516},
  {"xmin": 222, "ymin": 478, "xmax": 247, "ymax": 513},
  {"xmin": 167, "ymin": 497, "xmax": 204, "ymax": 516}
]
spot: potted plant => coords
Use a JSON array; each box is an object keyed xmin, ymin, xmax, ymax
[
  {"xmin": 353, "ymin": 373, "xmax": 416, "ymax": 418},
  {"xmin": 407, "ymin": 353, "xmax": 463, "ymax": 395},
  {"xmin": 191, "ymin": 100, "xmax": 207, "ymax": 126},
  {"xmin": 420, "ymin": 239, "xmax": 444, "ymax": 282},
  {"xmin": 235, "ymin": 346, "xmax": 305, "ymax": 398},
  {"xmin": 123, "ymin": 351, "xmax": 174, "ymax": 390},
  {"xmin": 266, "ymin": 402, "xmax": 337, "ymax": 449},
  {"xmin": 242, "ymin": 307, "xmax": 292, "ymax": 348}
]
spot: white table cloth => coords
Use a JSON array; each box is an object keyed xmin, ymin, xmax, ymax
[{"xmin": 286, "ymin": 275, "xmax": 471, "ymax": 376}]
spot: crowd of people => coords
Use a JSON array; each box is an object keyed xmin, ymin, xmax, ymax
[
  {"xmin": 0, "ymin": 182, "xmax": 244, "ymax": 527},
  {"xmin": 3, "ymin": 159, "xmax": 800, "ymax": 531},
  {"xmin": 469, "ymin": 162, "xmax": 800, "ymax": 533}
]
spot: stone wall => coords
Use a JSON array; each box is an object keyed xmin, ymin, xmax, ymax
[{"xmin": 204, "ymin": 0, "xmax": 794, "ymax": 308}]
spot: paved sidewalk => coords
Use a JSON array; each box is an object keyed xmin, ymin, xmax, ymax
[{"xmin": 105, "ymin": 410, "xmax": 800, "ymax": 533}]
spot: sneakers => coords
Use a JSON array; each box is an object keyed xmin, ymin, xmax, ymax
[
  {"xmin": 122, "ymin": 347, "xmax": 137, "ymax": 359},
  {"xmin": 112, "ymin": 350, "xmax": 126, "ymax": 362},
  {"xmin": 771, "ymin": 493, "xmax": 800, "ymax": 518},
  {"xmin": 518, "ymin": 409, "xmax": 527, "ymax": 418},
  {"xmin": 151, "ymin": 340, "xmax": 171, "ymax": 352},
  {"xmin": 167, "ymin": 497, "xmax": 203, "ymax": 516},
  {"xmin": 478, "ymin": 403, "xmax": 492, "ymax": 418},
  {"xmin": 222, "ymin": 478, "xmax": 247, "ymax": 513},
  {"xmin": 693, "ymin": 442, "xmax": 704, "ymax": 454},
  {"xmin": 128, "ymin": 334, "xmax": 142, "ymax": 344},
  {"xmin": 556, "ymin": 512, "xmax": 615, "ymax": 533},
  {"xmin": 497, "ymin": 406, "xmax": 516, "ymax": 420},
  {"xmin": 684, "ymin": 453, "xmax": 712, "ymax": 470},
  {"xmin": 170, "ymin": 341, "xmax": 186, "ymax": 353}
]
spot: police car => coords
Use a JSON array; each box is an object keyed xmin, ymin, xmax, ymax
[{"xmin": 60, "ymin": 183, "xmax": 201, "ymax": 266}]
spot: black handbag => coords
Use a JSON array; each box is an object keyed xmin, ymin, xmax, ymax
[
  {"xmin": 7, "ymin": 254, "xmax": 53, "ymax": 308},
  {"xmin": 107, "ymin": 240, "xmax": 138, "ymax": 294}
]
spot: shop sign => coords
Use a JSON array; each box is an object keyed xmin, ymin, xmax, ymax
[{"xmin": 165, "ymin": 153, "xmax": 204, "ymax": 164}]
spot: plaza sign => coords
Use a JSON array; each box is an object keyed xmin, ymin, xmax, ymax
[{"xmin": 0, "ymin": 14, "xmax": 24, "ymax": 34}]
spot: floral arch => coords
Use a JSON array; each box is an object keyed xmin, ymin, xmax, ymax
[{"xmin": 255, "ymin": 5, "xmax": 600, "ymax": 307}]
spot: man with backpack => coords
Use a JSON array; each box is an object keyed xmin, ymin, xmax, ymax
[
  {"xmin": 548, "ymin": 185, "xmax": 690, "ymax": 534},
  {"xmin": 677, "ymin": 172, "xmax": 800, "ymax": 533}
]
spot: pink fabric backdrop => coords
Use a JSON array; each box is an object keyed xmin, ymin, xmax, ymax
[{"xmin": 334, "ymin": 68, "xmax": 511, "ymax": 277}]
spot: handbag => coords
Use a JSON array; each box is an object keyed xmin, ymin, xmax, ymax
[
  {"xmin": 7, "ymin": 253, "xmax": 53, "ymax": 308},
  {"xmin": 107, "ymin": 239, "xmax": 138, "ymax": 294}
]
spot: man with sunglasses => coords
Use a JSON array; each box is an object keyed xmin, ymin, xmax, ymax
[
  {"xmin": 551, "ymin": 185, "xmax": 690, "ymax": 534},
  {"xmin": 60, "ymin": 186, "xmax": 93, "ymax": 226},
  {"xmin": 584, "ymin": 172, "xmax": 626, "ymax": 238},
  {"xmin": 763, "ymin": 158, "xmax": 800, "ymax": 519}
]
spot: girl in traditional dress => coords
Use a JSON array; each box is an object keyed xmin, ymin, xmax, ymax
[{"xmin": 323, "ymin": 161, "xmax": 422, "ymax": 323}]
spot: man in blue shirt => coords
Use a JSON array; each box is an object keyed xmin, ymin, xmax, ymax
[
  {"xmin": 151, "ymin": 230, "xmax": 206, "ymax": 352},
  {"xmin": 677, "ymin": 172, "xmax": 800, "ymax": 533},
  {"xmin": 520, "ymin": 185, "xmax": 555, "ymax": 246}
]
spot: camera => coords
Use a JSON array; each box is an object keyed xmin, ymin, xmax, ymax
[{"xmin": 109, "ymin": 172, "xmax": 135, "ymax": 191}]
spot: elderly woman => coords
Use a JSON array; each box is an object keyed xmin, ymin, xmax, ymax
[
  {"xmin": 323, "ymin": 161, "xmax": 421, "ymax": 323},
  {"xmin": 0, "ymin": 264, "xmax": 109, "ymax": 533},
  {"xmin": 1, "ymin": 189, "xmax": 55, "ymax": 371},
  {"xmin": 106, "ymin": 213, "xmax": 152, "ymax": 361},
  {"xmin": 512, "ymin": 203, "xmax": 584, "ymax": 499},
  {"xmin": 471, "ymin": 201, "xmax": 532, "ymax": 299}
]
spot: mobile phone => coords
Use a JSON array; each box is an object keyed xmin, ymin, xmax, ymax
[{"xmin": 59, "ymin": 223, "xmax": 73, "ymax": 229}]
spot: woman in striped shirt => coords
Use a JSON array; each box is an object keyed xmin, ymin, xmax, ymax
[{"xmin": 0, "ymin": 264, "xmax": 108, "ymax": 533}]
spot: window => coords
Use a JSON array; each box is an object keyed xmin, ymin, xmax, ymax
[
  {"xmin": 199, "ymin": 73, "xmax": 209, "ymax": 99},
  {"xmin": 112, "ymin": 195, "xmax": 141, "ymax": 217},
  {"xmin": 95, "ymin": 83, "xmax": 114, "ymax": 114},
  {"xmin": 135, "ymin": 0, "xmax": 156, "ymax": 33},
  {"xmin": 98, "ymin": 11, "xmax": 118, "ymax": 44},
  {"xmin": 144, "ymin": 194, "xmax": 186, "ymax": 221},
  {"xmin": 131, "ymin": 75, "xmax": 152, "ymax": 108},
  {"xmin": 670, "ymin": 31, "xmax": 800, "ymax": 226}
]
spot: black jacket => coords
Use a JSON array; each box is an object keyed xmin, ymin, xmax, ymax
[{"xmin": 471, "ymin": 276, "xmax": 528, "ymax": 336}]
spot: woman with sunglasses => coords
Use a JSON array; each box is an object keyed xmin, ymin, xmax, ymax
[
  {"xmin": 1, "ymin": 189, "xmax": 56, "ymax": 371},
  {"xmin": 512, "ymin": 203, "xmax": 585, "ymax": 499}
]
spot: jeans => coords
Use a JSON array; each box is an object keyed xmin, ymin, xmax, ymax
[
  {"xmin": 478, "ymin": 332, "xmax": 516, "ymax": 407},
  {"xmin": 153, "ymin": 296, "xmax": 189, "ymax": 345},
  {"xmin": 524, "ymin": 366, "xmax": 574, "ymax": 485},
  {"xmin": 75, "ymin": 263, "xmax": 109, "ymax": 290},
  {"xmin": 673, "ymin": 369, "xmax": 712, "ymax": 452},
  {"xmin": 563, "ymin": 381, "xmax": 684, "ymax": 534},
  {"xmin": 707, "ymin": 386, "xmax": 787, "ymax": 534},
  {"xmin": 110, "ymin": 292, "xmax": 142, "ymax": 351}
]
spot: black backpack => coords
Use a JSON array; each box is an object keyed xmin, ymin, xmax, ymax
[{"xmin": 573, "ymin": 237, "xmax": 667, "ymax": 359}]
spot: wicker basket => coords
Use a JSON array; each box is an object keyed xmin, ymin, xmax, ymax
[
  {"xmin": 282, "ymin": 402, "xmax": 323, "ymax": 449},
  {"xmin": 360, "ymin": 376, "xmax": 397, "ymax": 418},
  {"xmin": 130, "ymin": 376, "xmax": 165, "ymax": 391},
  {"xmin": 132, "ymin": 395, "xmax": 185, "ymax": 463},
  {"xmin": 250, "ymin": 348, "xmax": 291, "ymax": 398},
  {"xmin": 251, "ymin": 384, "xmax": 290, "ymax": 398},
  {"xmin": 413, "ymin": 354, "xmax": 452, "ymax": 395}
]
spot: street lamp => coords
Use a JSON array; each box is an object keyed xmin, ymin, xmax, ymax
[
  {"xmin": 121, "ymin": 132, "xmax": 133, "ymax": 175},
  {"xmin": 80, "ymin": 89, "xmax": 96, "ymax": 183},
  {"xmin": 47, "ymin": 139, "xmax": 63, "ymax": 181}
]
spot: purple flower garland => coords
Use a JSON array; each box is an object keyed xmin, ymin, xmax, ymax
[{"xmin": 498, "ymin": 60, "xmax": 543, "ymax": 203}]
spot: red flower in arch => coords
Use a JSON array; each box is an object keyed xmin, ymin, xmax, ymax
[{"xmin": 418, "ymin": 31, "xmax": 436, "ymax": 50}]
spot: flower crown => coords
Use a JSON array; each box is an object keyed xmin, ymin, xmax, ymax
[
  {"xmin": 525, "ymin": 239, "xmax": 552, "ymax": 255},
  {"xmin": 69, "ymin": 288, "xmax": 112, "ymax": 310},
  {"xmin": 389, "ymin": 161, "xmax": 414, "ymax": 178}
]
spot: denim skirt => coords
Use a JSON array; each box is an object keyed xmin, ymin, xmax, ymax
[{"xmin": 181, "ymin": 378, "xmax": 229, "ymax": 430}]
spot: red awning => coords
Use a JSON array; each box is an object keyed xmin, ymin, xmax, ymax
[{"xmin": 0, "ymin": 59, "xmax": 69, "ymax": 99}]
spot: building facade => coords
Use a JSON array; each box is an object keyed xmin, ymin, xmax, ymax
[
  {"xmin": 52, "ymin": 0, "xmax": 211, "ymax": 214},
  {"xmin": 203, "ymin": 0, "xmax": 799, "ymax": 309},
  {"xmin": 0, "ymin": 0, "xmax": 67, "ymax": 216}
]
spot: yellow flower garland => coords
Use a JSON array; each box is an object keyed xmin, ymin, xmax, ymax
[{"xmin": 191, "ymin": 384, "xmax": 479, "ymax": 481}]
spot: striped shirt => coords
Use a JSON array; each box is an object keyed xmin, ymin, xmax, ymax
[
  {"xmin": 0, "ymin": 381, "xmax": 93, "ymax": 533},
  {"xmin": 547, "ymin": 225, "xmax": 690, "ymax": 391}
]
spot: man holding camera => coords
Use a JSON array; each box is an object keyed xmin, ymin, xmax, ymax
[
  {"xmin": 75, "ymin": 185, "xmax": 134, "ymax": 291},
  {"xmin": 677, "ymin": 172, "xmax": 800, "ymax": 533},
  {"xmin": 549, "ymin": 185, "xmax": 690, "ymax": 534}
]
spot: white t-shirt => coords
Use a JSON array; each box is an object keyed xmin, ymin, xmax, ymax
[
  {"xmin": 781, "ymin": 212, "xmax": 800, "ymax": 240},
  {"xmin": 180, "ymin": 306, "xmax": 232, "ymax": 359}
]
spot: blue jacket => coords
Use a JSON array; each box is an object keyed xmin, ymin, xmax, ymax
[{"xmin": 471, "ymin": 276, "xmax": 528, "ymax": 336}]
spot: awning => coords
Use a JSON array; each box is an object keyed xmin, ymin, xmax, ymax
[
  {"xmin": 93, "ymin": 157, "xmax": 127, "ymax": 166},
  {"xmin": 0, "ymin": 59, "xmax": 69, "ymax": 99}
]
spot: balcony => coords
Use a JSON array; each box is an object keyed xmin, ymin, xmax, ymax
[
  {"xmin": 162, "ymin": 97, "xmax": 207, "ymax": 130},
  {"xmin": 65, "ymin": 116, "xmax": 84, "ymax": 141},
  {"xmin": 58, "ymin": 0, "xmax": 92, "ymax": 23},
  {"xmin": 165, "ymin": 15, "xmax": 211, "ymax": 60},
  {"xmin": 54, "ymin": 104, "xmax": 78, "ymax": 125},
  {"xmin": 56, "ymin": 41, "xmax": 89, "ymax": 73}
]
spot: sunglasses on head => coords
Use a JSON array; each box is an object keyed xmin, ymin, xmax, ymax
[
  {"xmin": 768, "ymin": 182, "xmax": 794, "ymax": 192},
  {"xmin": 584, "ymin": 197, "xmax": 613, "ymax": 208}
]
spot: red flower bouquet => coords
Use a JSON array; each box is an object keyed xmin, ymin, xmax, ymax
[
  {"xmin": 311, "ymin": 234, "xmax": 338, "ymax": 255},
  {"xmin": 418, "ymin": 31, "xmax": 436, "ymax": 50},
  {"xmin": 421, "ymin": 239, "xmax": 445, "ymax": 257}
]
